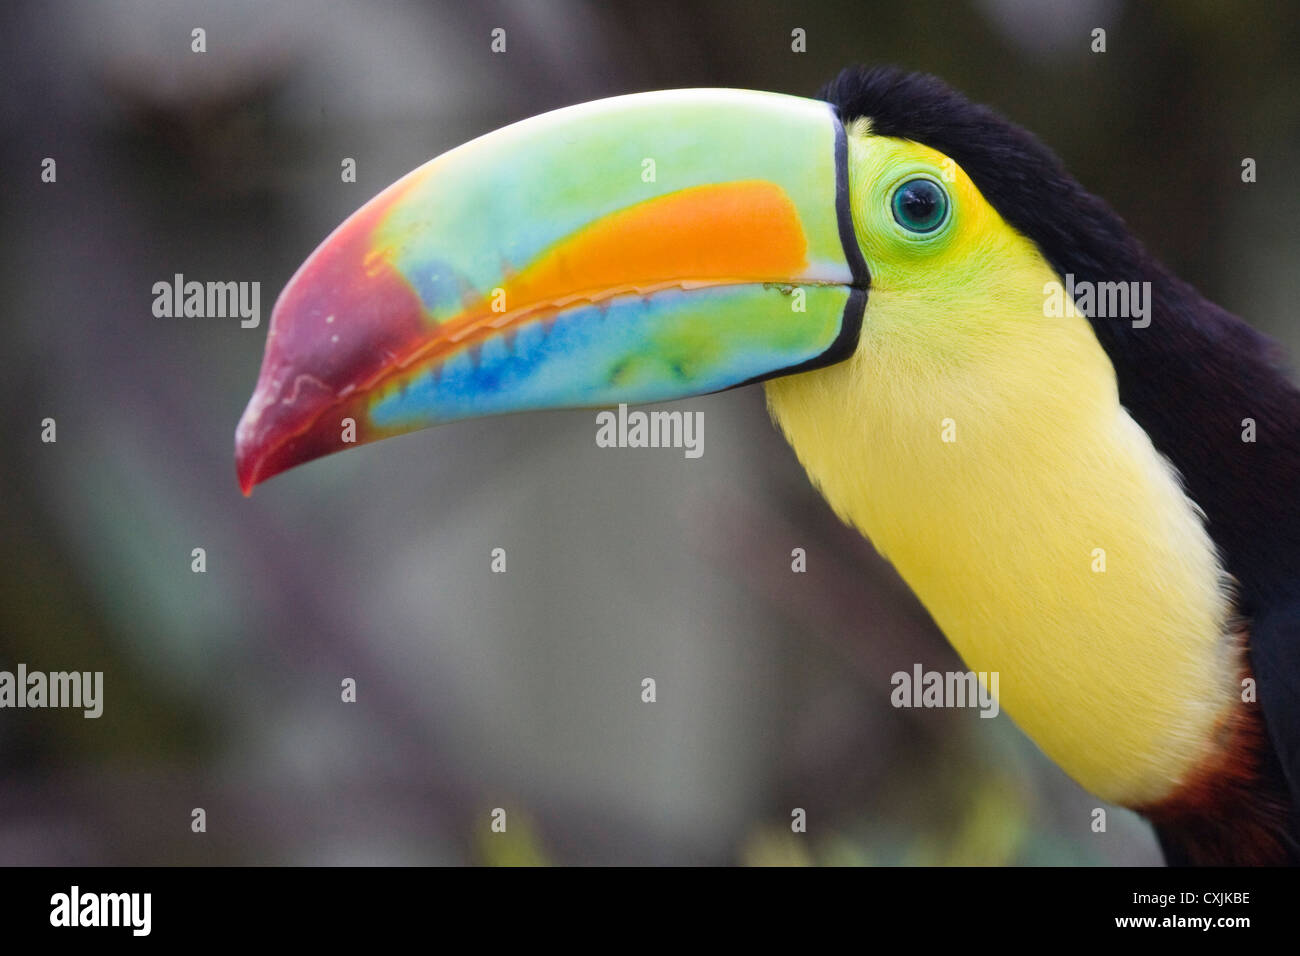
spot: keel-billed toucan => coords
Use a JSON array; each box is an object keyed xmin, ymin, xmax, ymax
[{"xmin": 235, "ymin": 67, "xmax": 1300, "ymax": 865}]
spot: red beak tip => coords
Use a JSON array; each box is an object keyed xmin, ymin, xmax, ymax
[
  {"xmin": 235, "ymin": 455, "xmax": 257, "ymax": 497},
  {"xmin": 235, "ymin": 426, "xmax": 264, "ymax": 497}
]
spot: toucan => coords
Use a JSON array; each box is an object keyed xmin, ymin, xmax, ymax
[{"xmin": 235, "ymin": 67, "xmax": 1300, "ymax": 866}]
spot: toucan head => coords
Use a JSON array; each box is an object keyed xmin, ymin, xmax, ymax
[{"xmin": 235, "ymin": 67, "xmax": 1074, "ymax": 493}]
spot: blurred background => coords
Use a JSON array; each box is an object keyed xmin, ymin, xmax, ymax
[{"xmin": 2, "ymin": 0, "xmax": 1298, "ymax": 865}]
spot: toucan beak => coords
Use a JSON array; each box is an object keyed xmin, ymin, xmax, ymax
[{"xmin": 235, "ymin": 89, "xmax": 868, "ymax": 493}]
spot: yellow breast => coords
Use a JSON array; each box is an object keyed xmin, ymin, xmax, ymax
[{"xmin": 765, "ymin": 254, "xmax": 1240, "ymax": 807}]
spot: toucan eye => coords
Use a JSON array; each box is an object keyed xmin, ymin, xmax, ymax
[{"xmin": 891, "ymin": 178, "xmax": 949, "ymax": 234}]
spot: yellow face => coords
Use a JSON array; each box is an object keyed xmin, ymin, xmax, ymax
[
  {"xmin": 842, "ymin": 122, "xmax": 1091, "ymax": 364},
  {"xmin": 766, "ymin": 126, "xmax": 1239, "ymax": 808}
]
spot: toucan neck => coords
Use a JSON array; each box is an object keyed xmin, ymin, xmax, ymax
[{"xmin": 765, "ymin": 290, "xmax": 1242, "ymax": 807}]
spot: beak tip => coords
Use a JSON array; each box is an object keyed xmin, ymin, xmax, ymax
[
  {"xmin": 235, "ymin": 428, "xmax": 261, "ymax": 496},
  {"xmin": 234, "ymin": 376, "xmax": 367, "ymax": 495},
  {"xmin": 235, "ymin": 397, "xmax": 275, "ymax": 496}
]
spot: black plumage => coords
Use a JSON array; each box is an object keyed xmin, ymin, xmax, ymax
[{"xmin": 819, "ymin": 66, "xmax": 1300, "ymax": 864}]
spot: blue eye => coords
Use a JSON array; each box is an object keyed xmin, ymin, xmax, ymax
[{"xmin": 891, "ymin": 178, "xmax": 949, "ymax": 234}]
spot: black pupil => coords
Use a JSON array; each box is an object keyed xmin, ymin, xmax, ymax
[{"xmin": 901, "ymin": 183, "xmax": 938, "ymax": 222}]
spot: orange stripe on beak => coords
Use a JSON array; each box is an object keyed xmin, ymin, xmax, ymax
[{"xmin": 403, "ymin": 180, "xmax": 810, "ymax": 364}]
